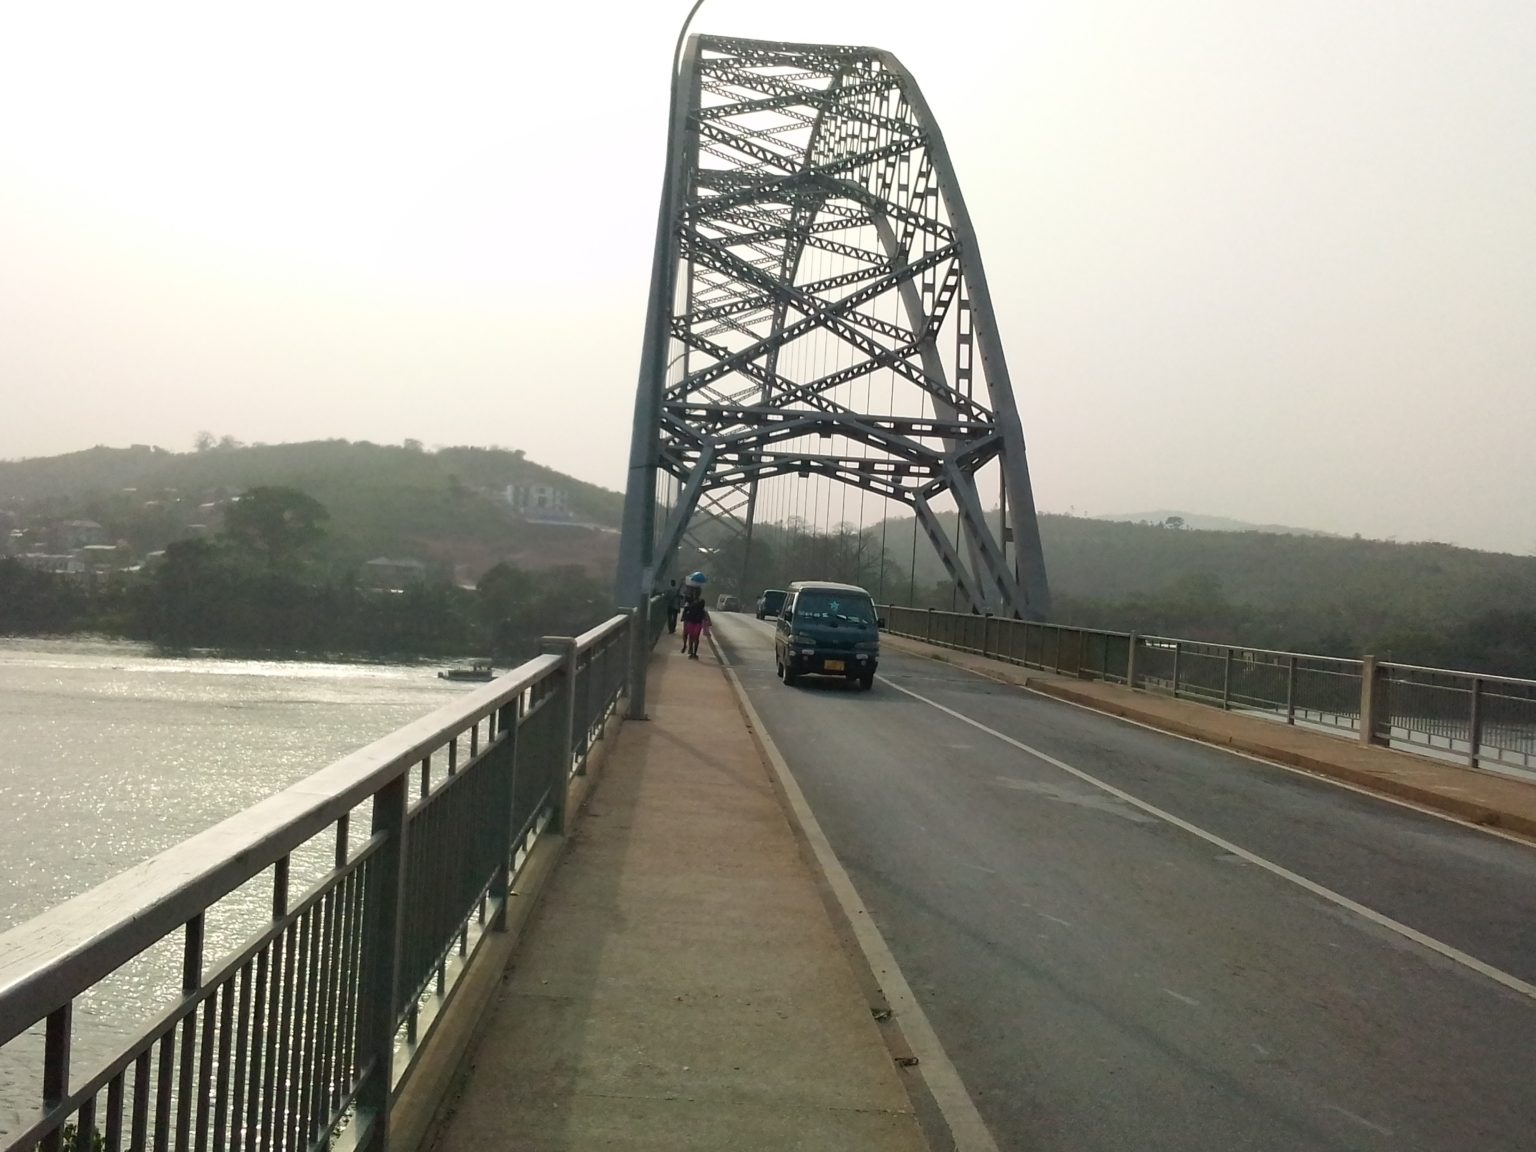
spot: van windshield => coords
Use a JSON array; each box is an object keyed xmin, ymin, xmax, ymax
[{"xmin": 793, "ymin": 592, "xmax": 875, "ymax": 624}]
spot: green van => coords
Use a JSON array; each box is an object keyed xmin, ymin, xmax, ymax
[{"xmin": 773, "ymin": 581, "xmax": 882, "ymax": 690}]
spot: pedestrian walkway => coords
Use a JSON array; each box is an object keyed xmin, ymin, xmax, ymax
[
  {"xmin": 884, "ymin": 634, "xmax": 1536, "ymax": 840},
  {"xmin": 428, "ymin": 647, "xmax": 929, "ymax": 1151}
]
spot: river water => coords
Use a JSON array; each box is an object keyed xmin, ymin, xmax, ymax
[{"xmin": 0, "ymin": 637, "xmax": 473, "ymax": 1137}]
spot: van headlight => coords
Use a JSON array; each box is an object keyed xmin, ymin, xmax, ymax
[
  {"xmin": 855, "ymin": 641, "xmax": 879, "ymax": 651},
  {"xmin": 789, "ymin": 635, "xmax": 816, "ymax": 646}
]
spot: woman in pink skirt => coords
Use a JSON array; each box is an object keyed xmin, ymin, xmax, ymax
[{"xmin": 679, "ymin": 589, "xmax": 710, "ymax": 659}]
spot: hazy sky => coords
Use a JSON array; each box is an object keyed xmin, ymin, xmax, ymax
[{"xmin": 2, "ymin": 2, "xmax": 1532, "ymax": 553}]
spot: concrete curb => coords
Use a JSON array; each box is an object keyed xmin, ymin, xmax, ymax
[
  {"xmin": 1028, "ymin": 679, "xmax": 1536, "ymax": 839},
  {"xmin": 881, "ymin": 633, "xmax": 1536, "ymax": 842},
  {"xmin": 396, "ymin": 692, "xmax": 633, "ymax": 1152}
]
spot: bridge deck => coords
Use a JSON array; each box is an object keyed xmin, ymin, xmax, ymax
[{"xmin": 427, "ymin": 641, "xmax": 927, "ymax": 1151}]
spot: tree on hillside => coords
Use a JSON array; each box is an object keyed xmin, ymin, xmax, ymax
[{"xmin": 222, "ymin": 487, "xmax": 329, "ymax": 570}]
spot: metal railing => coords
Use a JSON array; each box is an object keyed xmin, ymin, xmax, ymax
[
  {"xmin": 0, "ymin": 605, "xmax": 661, "ymax": 1152},
  {"xmin": 878, "ymin": 605, "xmax": 1536, "ymax": 778}
]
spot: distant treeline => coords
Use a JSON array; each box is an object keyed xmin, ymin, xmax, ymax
[
  {"xmin": 707, "ymin": 513, "xmax": 1536, "ymax": 680},
  {"xmin": 0, "ymin": 486, "xmax": 610, "ymax": 661},
  {"xmin": 869, "ymin": 514, "xmax": 1536, "ymax": 678}
]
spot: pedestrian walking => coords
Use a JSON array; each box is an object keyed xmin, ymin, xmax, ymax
[
  {"xmin": 680, "ymin": 588, "xmax": 710, "ymax": 659},
  {"xmin": 665, "ymin": 579, "xmax": 682, "ymax": 633}
]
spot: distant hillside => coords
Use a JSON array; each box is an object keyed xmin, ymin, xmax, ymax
[
  {"xmin": 863, "ymin": 510, "xmax": 1536, "ymax": 672},
  {"xmin": 1095, "ymin": 510, "xmax": 1337, "ymax": 537},
  {"xmin": 0, "ymin": 440, "xmax": 623, "ymax": 581}
]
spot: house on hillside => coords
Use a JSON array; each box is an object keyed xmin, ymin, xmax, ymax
[
  {"xmin": 20, "ymin": 553, "xmax": 85, "ymax": 575},
  {"xmin": 80, "ymin": 543, "xmax": 126, "ymax": 571},
  {"xmin": 505, "ymin": 483, "xmax": 570, "ymax": 520},
  {"xmin": 57, "ymin": 520, "xmax": 106, "ymax": 549},
  {"xmin": 362, "ymin": 557, "xmax": 427, "ymax": 590}
]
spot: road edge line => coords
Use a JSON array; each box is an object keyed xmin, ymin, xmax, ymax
[
  {"xmin": 711, "ymin": 629, "xmax": 1001, "ymax": 1152},
  {"xmin": 883, "ymin": 634, "xmax": 1536, "ymax": 849}
]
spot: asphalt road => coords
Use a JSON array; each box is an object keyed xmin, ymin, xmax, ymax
[{"xmin": 712, "ymin": 613, "xmax": 1536, "ymax": 1152}]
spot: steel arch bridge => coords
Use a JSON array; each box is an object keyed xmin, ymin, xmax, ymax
[{"xmin": 617, "ymin": 34, "xmax": 1050, "ymax": 619}]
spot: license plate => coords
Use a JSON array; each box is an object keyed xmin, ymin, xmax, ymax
[{"xmin": 823, "ymin": 659, "xmax": 845, "ymax": 672}]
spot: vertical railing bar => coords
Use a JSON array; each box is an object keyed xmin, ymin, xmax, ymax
[
  {"xmin": 130, "ymin": 1050, "xmax": 151, "ymax": 1152},
  {"xmin": 336, "ymin": 865, "xmax": 363, "ymax": 1113},
  {"xmin": 192, "ymin": 984, "xmax": 217, "ymax": 1152},
  {"xmin": 490, "ymin": 706, "xmax": 518, "ymax": 933},
  {"xmin": 42, "ymin": 1002, "xmax": 72, "ymax": 1152},
  {"xmin": 211, "ymin": 972, "xmax": 235, "ymax": 1152},
  {"xmin": 242, "ymin": 949, "xmax": 269, "ymax": 1152},
  {"xmin": 286, "ymin": 910, "xmax": 313, "ymax": 1152},
  {"xmin": 256, "ymin": 939, "xmax": 282, "ymax": 1152},
  {"xmin": 1286, "ymin": 656, "xmax": 1298, "ymax": 724},
  {"xmin": 174, "ymin": 913, "xmax": 204, "ymax": 1152},
  {"xmin": 355, "ymin": 775, "xmax": 409, "ymax": 1152},
  {"xmin": 1468, "ymin": 677, "xmax": 1484, "ymax": 768},
  {"xmin": 298, "ymin": 897, "xmax": 327, "ymax": 1152},
  {"xmin": 335, "ymin": 814, "xmax": 349, "ymax": 870},
  {"xmin": 1221, "ymin": 648, "xmax": 1233, "ymax": 710},
  {"xmin": 419, "ymin": 755, "xmax": 431, "ymax": 800},
  {"xmin": 73, "ymin": 1095, "xmax": 97, "ymax": 1152},
  {"xmin": 274, "ymin": 919, "xmax": 302, "ymax": 1152},
  {"xmin": 106, "ymin": 1071, "xmax": 126, "ymax": 1152},
  {"xmin": 448, "ymin": 734, "xmax": 458, "ymax": 776},
  {"xmin": 312, "ymin": 888, "xmax": 340, "ymax": 1138},
  {"xmin": 153, "ymin": 1030, "xmax": 175, "ymax": 1152},
  {"xmin": 227, "ymin": 963, "xmax": 253, "ymax": 1152}
]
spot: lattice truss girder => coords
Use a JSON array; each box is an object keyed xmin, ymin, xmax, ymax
[{"xmin": 622, "ymin": 35, "xmax": 1050, "ymax": 618}]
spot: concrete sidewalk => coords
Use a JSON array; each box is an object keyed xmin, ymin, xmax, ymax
[
  {"xmin": 428, "ymin": 647, "xmax": 929, "ymax": 1151},
  {"xmin": 884, "ymin": 633, "xmax": 1536, "ymax": 840}
]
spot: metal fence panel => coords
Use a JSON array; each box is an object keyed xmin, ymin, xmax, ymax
[
  {"xmin": 1, "ymin": 609, "xmax": 667, "ymax": 1152},
  {"xmin": 876, "ymin": 605, "xmax": 1535, "ymax": 780}
]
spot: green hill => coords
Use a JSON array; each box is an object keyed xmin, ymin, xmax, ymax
[
  {"xmin": 0, "ymin": 440, "xmax": 622, "ymax": 579},
  {"xmin": 864, "ymin": 511, "xmax": 1536, "ymax": 674}
]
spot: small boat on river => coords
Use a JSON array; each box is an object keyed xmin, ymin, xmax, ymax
[{"xmin": 438, "ymin": 659, "xmax": 494, "ymax": 682}]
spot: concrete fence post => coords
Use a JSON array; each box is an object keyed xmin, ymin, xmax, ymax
[
  {"xmin": 1359, "ymin": 655, "xmax": 1386, "ymax": 747},
  {"xmin": 540, "ymin": 635, "xmax": 579, "ymax": 832},
  {"xmin": 1468, "ymin": 677, "xmax": 1484, "ymax": 768},
  {"xmin": 355, "ymin": 774, "xmax": 408, "ymax": 1152},
  {"xmin": 626, "ymin": 601, "xmax": 650, "ymax": 721}
]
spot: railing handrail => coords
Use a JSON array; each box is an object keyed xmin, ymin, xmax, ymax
[
  {"xmin": 878, "ymin": 603, "xmax": 1536, "ymax": 687},
  {"xmin": 1377, "ymin": 660, "xmax": 1536, "ymax": 689},
  {"xmin": 1134, "ymin": 634, "xmax": 1361, "ymax": 667},
  {"xmin": 0, "ymin": 638, "xmax": 583, "ymax": 1042},
  {"xmin": 573, "ymin": 613, "xmax": 629, "ymax": 651}
]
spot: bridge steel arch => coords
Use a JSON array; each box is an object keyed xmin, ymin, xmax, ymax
[{"xmin": 617, "ymin": 34, "xmax": 1051, "ymax": 619}]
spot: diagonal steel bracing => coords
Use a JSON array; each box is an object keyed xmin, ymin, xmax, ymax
[{"xmin": 618, "ymin": 34, "xmax": 1051, "ymax": 618}]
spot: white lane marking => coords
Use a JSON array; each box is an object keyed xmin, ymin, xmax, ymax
[
  {"xmin": 1039, "ymin": 913, "xmax": 1073, "ymax": 928},
  {"xmin": 713, "ymin": 632, "xmax": 1001, "ymax": 1152},
  {"xmin": 885, "ymin": 636, "xmax": 1536, "ymax": 851},
  {"xmin": 1161, "ymin": 989, "xmax": 1201, "ymax": 1007},
  {"xmin": 878, "ymin": 674, "xmax": 1536, "ymax": 1006},
  {"xmin": 923, "ymin": 646, "xmax": 1536, "ymax": 851},
  {"xmin": 1324, "ymin": 1104, "xmax": 1394, "ymax": 1137}
]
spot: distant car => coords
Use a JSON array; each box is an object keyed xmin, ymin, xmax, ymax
[
  {"xmin": 774, "ymin": 581, "xmax": 882, "ymax": 690},
  {"xmin": 716, "ymin": 594, "xmax": 741, "ymax": 612},
  {"xmin": 756, "ymin": 588, "xmax": 787, "ymax": 619}
]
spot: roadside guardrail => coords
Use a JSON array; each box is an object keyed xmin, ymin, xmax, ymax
[{"xmin": 878, "ymin": 605, "xmax": 1536, "ymax": 778}]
